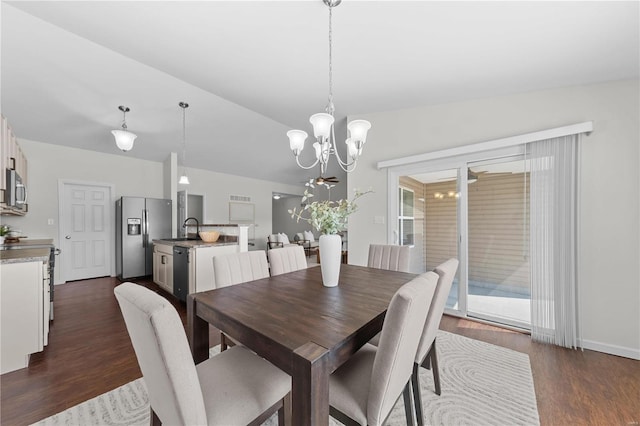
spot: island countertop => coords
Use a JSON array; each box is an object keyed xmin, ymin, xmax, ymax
[{"xmin": 152, "ymin": 239, "xmax": 238, "ymax": 249}]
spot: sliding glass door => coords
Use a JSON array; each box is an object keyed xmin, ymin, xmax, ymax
[
  {"xmin": 393, "ymin": 150, "xmax": 530, "ymax": 329},
  {"xmin": 399, "ymin": 171, "xmax": 461, "ymax": 311},
  {"xmin": 466, "ymin": 157, "xmax": 530, "ymax": 328}
]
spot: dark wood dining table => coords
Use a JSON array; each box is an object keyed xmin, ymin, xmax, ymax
[{"xmin": 187, "ymin": 264, "xmax": 416, "ymax": 426}]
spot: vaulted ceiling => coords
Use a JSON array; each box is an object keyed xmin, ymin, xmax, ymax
[{"xmin": 2, "ymin": 1, "xmax": 638, "ymax": 185}]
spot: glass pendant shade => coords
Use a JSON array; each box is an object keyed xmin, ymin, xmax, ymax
[
  {"xmin": 345, "ymin": 138, "xmax": 359, "ymax": 160},
  {"xmin": 313, "ymin": 142, "xmax": 322, "ymax": 160},
  {"xmin": 347, "ymin": 119, "xmax": 371, "ymax": 143},
  {"xmin": 309, "ymin": 113, "xmax": 334, "ymax": 139},
  {"xmin": 179, "ymin": 174, "xmax": 190, "ymax": 185},
  {"xmin": 287, "ymin": 130, "xmax": 308, "ymax": 154},
  {"xmin": 111, "ymin": 130, "xmax": 137, "ymax": 152}
]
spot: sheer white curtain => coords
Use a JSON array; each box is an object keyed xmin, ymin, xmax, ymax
[{"xmin": 528, "ymin": 134, "xmax": 580, "ymax": 348}]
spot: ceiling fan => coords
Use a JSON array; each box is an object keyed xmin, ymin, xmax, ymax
[{"xmin": 314, "ymin": 175, "xmax": 339, "ymax": 186}]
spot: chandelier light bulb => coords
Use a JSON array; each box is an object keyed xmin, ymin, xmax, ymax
[
  {"xmin": 309, "ymin": 113, "xmax": 334, "ymax": 139},
  {"xmin": 345, "ymin": 138, "xmax": 358, "ymax": 160},
  {"xmin": 347, "ymin": 119, "xmax": 371, "ymax": 144},
  {"xmin": 287, "ymin": 130, "xmax": 308, "ymax": 155}
]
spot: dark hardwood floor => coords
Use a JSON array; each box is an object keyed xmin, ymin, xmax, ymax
[{"xmin": 1, "ymin": 277, "xmax": 638, "ymax": 425}]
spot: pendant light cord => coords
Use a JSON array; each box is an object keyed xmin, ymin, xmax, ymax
[{"xmin": 182, "ymin": 106, "xmax": 186, "ymax": 166}]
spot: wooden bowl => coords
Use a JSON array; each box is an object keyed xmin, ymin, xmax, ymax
[{"xmin": 198, "ymin": 231, "xmax": 220, "ymax": 243}]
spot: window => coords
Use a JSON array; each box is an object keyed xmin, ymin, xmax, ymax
[{"xmin": 398, "ymin": 187, "xmax": 414, "ymax": 246}]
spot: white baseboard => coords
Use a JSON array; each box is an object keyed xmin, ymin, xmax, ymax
[{"xmin": 580, "ymin": 339, "xmax": 640, "ymax": 360}]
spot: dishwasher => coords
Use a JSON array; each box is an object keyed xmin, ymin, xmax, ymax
[{"xmin": 173, "ymin": 246, "xmax": 189, "ymax": 302}]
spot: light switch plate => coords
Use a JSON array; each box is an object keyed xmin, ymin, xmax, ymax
[{"xmin": 374, "ymin": 216, "xmax": 385, "ymax": 224}]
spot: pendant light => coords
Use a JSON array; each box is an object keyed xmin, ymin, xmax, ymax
[
  {"xmin": 178, "ymin": 102, "xmax": 190, "ymax": 185},
  {"xmin": 111, "ymin": 106, "xmax": 137, "ymax": 152}
]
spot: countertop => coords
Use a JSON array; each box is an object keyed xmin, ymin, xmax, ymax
[
  {"xmin": 153, "ymin": 239, "xmax": 238, "ymax": 249},
  {"xmin": 0, "ymin": 238, "xmax": 54, "ymax": 249},
  {"xmin": 0, "ymin": 239, "xmax": 53, "ymax": 264},
  {"xmin": 0, "ymin": 248, "xmax": 50, "ymax": 264}
]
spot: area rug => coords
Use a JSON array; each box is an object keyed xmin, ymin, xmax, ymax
[{"xmin": 31, "ymin": 331, "xmax": 539, "ymax": 425}]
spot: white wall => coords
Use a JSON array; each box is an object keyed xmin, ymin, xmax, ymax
[
  {"xmin": 2, "ymin": 139, "xmax": 302, "ymax": 281},
  {"xmin": 347, "ymin": 79, "xmax": 639, "ymax": 358}
]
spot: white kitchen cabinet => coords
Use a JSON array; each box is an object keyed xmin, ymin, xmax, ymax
[
  {"xmin": 0, "ymin": 260, "xmax": 48, "ymax": 374},
  {"xmin": 1, "ymin": 114, "xmax": 28, "ymax": 215},
  {"xmin": 152, "ymin": 243, "xmax": 173, "ymax": 294}
]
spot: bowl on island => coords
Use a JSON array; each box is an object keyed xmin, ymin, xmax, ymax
[{"xmin": 198, "ymin": 231, "xmax": 221, "ymax": 243}]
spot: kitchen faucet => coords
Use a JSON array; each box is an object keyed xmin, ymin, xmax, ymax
[{"xmin": 183, "ymin": 217, "xmax": 200, "ymax": 239}]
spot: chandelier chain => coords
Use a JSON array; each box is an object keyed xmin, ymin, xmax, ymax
[{"xmin": 327, "ymin": 5, "xmax": 334, "ymax": 115}]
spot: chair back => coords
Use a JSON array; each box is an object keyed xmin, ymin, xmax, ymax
[
  {"xmin": 415, "ymin": 258, "xmax": 459, "ymax": 363},
  {"xmin": 114, "ymin": 282, "xmax": 207, "ymax": 425},
  {"xmin": 268, "ymin": 245, "xmax": 307, "ymax": 276},
  {"xmin": 368, "ymin": 271, "xmax": 438, "ymax": 425},
  {"xmin": 212, "ymin": 251, "xmax": 270, "ymax": 288},
  {"xmin": 367, "ymin": 244, "xmax": 411, "ymax": 273}
]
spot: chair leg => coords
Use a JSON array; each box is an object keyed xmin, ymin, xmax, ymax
[
  {"xmin": 403, "ymin": 381, "xmax": 416, "ymax": 426},
  {"xmin": 430, "ymin": 340, "xmax": 441, "ymax": 396},
  {"xmin": 150, "ymin": 408, "xmax": 161, "ymax": 426},
  {"xmin": 421, "ymin": 345, "xmax": 432, "ymax": 370},
  {"xmin": 412, "ymin": 362, "xmax": 424, "ymax": 426},
  {"xmin": 220, "ymin": 332, "xmax": 228, "ymax": 351}
]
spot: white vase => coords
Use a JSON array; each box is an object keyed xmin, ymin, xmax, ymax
[{"xmin": 319, "ymin": 234, "xmax": 342, "ymax": 287}]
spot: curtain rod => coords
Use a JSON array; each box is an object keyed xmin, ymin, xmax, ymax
[{"xmin": 377, "ymin": 121, "xmax": 593, "ymax": 170}]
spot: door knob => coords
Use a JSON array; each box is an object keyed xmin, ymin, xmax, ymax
[{"xmin": 65, "ymin": 235, "xmax": 71, "ymax": 239}]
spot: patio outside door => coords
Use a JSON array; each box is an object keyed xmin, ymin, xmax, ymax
[
  {"xmin": 394, "ymin": 153, "xmax": 530, "ymax": 329},
  {"xmin": 466, "ymin": 158, "xmax": 530, "ymax": 328}
]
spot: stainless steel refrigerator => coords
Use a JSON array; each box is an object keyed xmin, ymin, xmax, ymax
[{"xmin": 116, "ymin": 197, "xmax": 172, "ymax": 279}]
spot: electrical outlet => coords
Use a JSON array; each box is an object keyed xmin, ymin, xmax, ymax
[
  {"xmin": 47, "ymin": 219, "xmax": 54, "ymax": 225},
  {"xmin": 374, "ymin": 216, "xmax": 385, "ymax": 224}
]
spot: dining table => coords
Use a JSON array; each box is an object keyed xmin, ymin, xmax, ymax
[{"xmin": 187, "ymin": 263, "xmax": 416, "ymax": 426}]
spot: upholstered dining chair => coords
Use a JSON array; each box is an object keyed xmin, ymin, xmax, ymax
[
  {"xmin": 411, "ymin": 258, "xmax": 459, "ymax": 426},
  {"xmin": 367, "ymin": 244, "xmax": 412, "ymax": 273},
  {"xmin": 328, "ymin": 271, "xmax": 439, "ymax": 426},
  {"xmin": 114, "ymin": 282, "xmax": 291, "ymax": 426},
  {"xmin": 212, "ymin": 250, "xmax": 270, "ymax": 289},
  {"xmin": 212, "ymin": 250, "xmax": 270, "ymax": 349},
  {"xmin": 268, "ymin": 245, "xmax": 308, "ymax": 276}
]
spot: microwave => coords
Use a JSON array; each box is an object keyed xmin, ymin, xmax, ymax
[{"xmin": 5, "ymin": 169, "xmax": 27, "ymax": 211}]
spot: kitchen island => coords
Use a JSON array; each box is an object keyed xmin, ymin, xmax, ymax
[{"xmin": 152, "ymin": 223, "xmax": 250, "ymax": 299}]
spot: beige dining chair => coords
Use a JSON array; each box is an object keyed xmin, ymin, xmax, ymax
[
  {"xmin": 268, "ymin": 245, "xmax": 308, "ymax": 276},
  {"xmin": 212, "ymin": 250, "xmax": 270, "ymax": 349},
  {"xmin": 411, "ymin": 258, "xmax": 459, "ymax": 426},
  {"xmin": 367, "ymin": 244, "xmax": 412, "ymax": 273},
  {"xmin": 114, "ymin": 282, "xmax": 291, "ymax": 426},
  {"xmin": 329, "ymin": 271, "xmax": 439, "ymax": 426},
  {"xmin": 212, "ymin": 250, "xmax": 270, "ymax": 288}
]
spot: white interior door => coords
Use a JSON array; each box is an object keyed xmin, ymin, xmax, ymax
[{"xmin": 60, "ymin": 182, "xmax": 112, "ymax": 281}]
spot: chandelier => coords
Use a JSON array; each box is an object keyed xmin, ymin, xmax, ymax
[
  {"xmin": 287, "ymin": 0, "xmax": 371, "ymax": 175},
  {"xmin": 178, "ymin": 102, "xmax": 190, "ymax": 185},
  {"xmin": 111, "ymin": 105, "xmax": 137, "ymax": 152}
]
